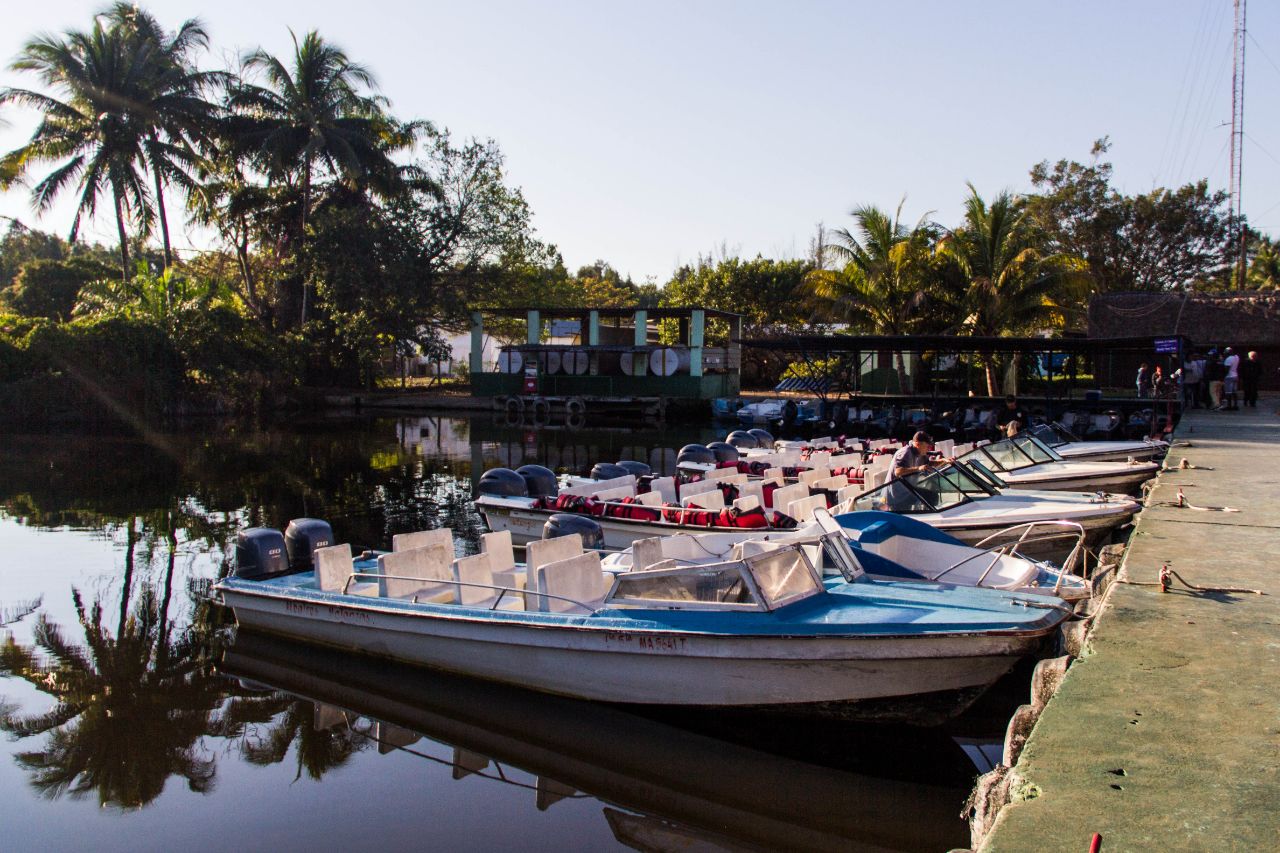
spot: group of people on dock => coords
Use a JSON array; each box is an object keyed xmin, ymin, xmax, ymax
[{"xmin": 1140, "ymin": 349, "xmax": 1263, "ymax": 411}]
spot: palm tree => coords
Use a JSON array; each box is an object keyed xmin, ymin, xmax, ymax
[
  {"xmin": 936, "ymin": 185, "xmax": 1086, "ymax": 395},
  {"xmin": 227, "ymin": 31, "xmax": 409, "ymax": 324},
  {"xmin": 0, "ymin": 19, "xmax": 154, "ymax": 280},
  {"xmin": 806, "ymin": 200, "xmax": 938, "ymax": 392},
  {"xmin": 102, "ymin": 4, "xmax": 227, "ymax": 273}
]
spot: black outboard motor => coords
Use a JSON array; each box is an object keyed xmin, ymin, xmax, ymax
[
  {"xmin": 543, "ymin": 513, "xmax": 605, "ymax": 549},
  {"xmin": 478, "ymin": 468, "xmax": 529, "ymax": 497},
  {"xmin": 516, "ymin": 464, "xmax": 558, "ymax": 498},
  {"xmin": 616, "ymin": 460, "xmax": 652, "ymax": 477},
  {"xmin": 235, "ymin": 528, "xmax": 290, "ymax": 579},
  {"xmin": 725, "ymin": 430, "xmax": 757, "ymax": 449},
  {"xmin": 284, "ymin": 518, "xmax": 335, "ymax": 572},
  {"xmin": 706, "ymin": 441, "xmax": 740, "ymax": 464},
  {"xmin": 676, "ymin": 443, "xmax": 716, "ymax": 465},
  {"xmin": 590, "ymin": 462, "xmax": 629, "ymax": 481},
  {"xmin": 747, "ymin": 428, "xmax": 774, "ymax": 447}
]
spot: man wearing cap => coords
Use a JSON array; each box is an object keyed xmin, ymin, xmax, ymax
[{"xmin": 890, "ymin": 431, "xmax": 948, "ymax": 482}]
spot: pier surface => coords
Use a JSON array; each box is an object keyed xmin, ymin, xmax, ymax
[{"xmin": 983, "ymin": 402, "xmax": 1280, "ymax": 852}]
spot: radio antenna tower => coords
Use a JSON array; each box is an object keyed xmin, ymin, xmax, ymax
[{"xmin": 1229, "ymin": 0, "xmax": 1248, "ymax": 286}]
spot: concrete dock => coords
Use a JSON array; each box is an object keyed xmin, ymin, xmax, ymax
[{"xmin": 982, "ymin": 401, "xmax": 1280, "ymax": 851}]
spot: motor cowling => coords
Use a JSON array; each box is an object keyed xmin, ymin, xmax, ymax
[
  {"xmin": 479, "ymin": 468, "xmax": 529, "ymax": 497},
  {"xmin": 235, "ymin": 528, "xmax": 290, "ymax": 579},
  {"xmin": 706, "ymin": 441, "xmax": 740, "ymax": 464},
  {"xmin": 516, "ymin": 464, "xmax": 558, "ymax": 498},
  {"xmin": 590, "ymin": 462, "xmax": 629, "ymax": 481},
  {"xmin": 284, "ymin": 518, "xmax": 335, "ymax": 572},
  {"xmin": 726, "ymin": 430, "xmax": 757, "ymax": 449},
  {"xmin": 543, "ymin": 513, "xmax": 604, "ymax": 549},
  {"xmin": 676, "ymin": 444, "xmax": 716, "ymax": 465},
  {"xmin": 747, "ymin": 428, "xmax": 774, "ymax": 447},
  {"xmin": 615, "ymin": 460, "xmax": 652, "ymax": 477}
]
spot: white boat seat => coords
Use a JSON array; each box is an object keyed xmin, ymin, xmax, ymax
[
  {"xmin": 786, "ymin": 494, "xmax": 829, "ymax": 523},
  {"xmin": 679, "ymin": 478, "xmax": 719, "ymax": 499},
  {"xmin": 453, "ymin": 552, "xmax": 523, "ymax": 609},
  {"xmin": 631, "ymin": 537, "xmax": 665, "ymax": 571},
  {"xmin": 733, "ymin": 495, "xmax": 761, "ymax": 512},
  {"xmin": 869, "ymin": 469, "xmax": 890, "ymax": 488},
  {"xmin": 681, "ymin": 489, "xmax": 724, "ymax": 510},
  {"xmin": 593, "ymin": 485, "xmax": 636, "ymax": 503},
  {"xmin": 808, "ymin": 452, "xmax": 832, "ymax": 467},
  {"xmin": 771, "ymin": 483, "xmax": 809, "ymax": 514},
  {"xmin": 633, "ymin": 490, "xmax": 663, "ymax": 507},
  {"xmin": 829, "ymin": 453, "xmax": 861, "ymax": 469},
  {"xmin": 378, "ymin": 543, "xmax": 454, "ymax": 601},
  {"xmin": 707, "ymin": 466, "xmax": 738, "ymax": 481},
  {"xmin": 737, "ymin": 539, "xmax": 785, "ymax": 559},
  {"xmin": 660, "ymin": 532, "xmax": 741, "ymax": 563},
  {"xmin": 562, "ymin": 474, "xmax": 636, "ymax": 497},
  {"xmin": 761, "ymin": 468, "xmax": 785, "ymax": 486},
  {"xmin": 525, "ymin": 534, "xmax": 584, "ymax": 595},
  {"xmin": 812, "ymin": 475, "xmax": 847, "ymax": 491},
  {"xmin": 480, "ymin": 530, "xmax": 515, "ymax": 573},
  {"xmin": 649, "ymin": 476, "xmax": 677, "ymax": 504},
  {"xmin": 392, "ymin": 527, "xmax": 453, "ymax": 553},
  {"xmin": 535, "ymin": 552, "xmax": 611, "ymax": 613},
  {"xmin": 315, "ymin": 544, "xmax": 379, "ymax": 596},
  {"xmin": 837, "ymin": 484, "xmax": 863, "ymax": 504},
  {"xmin": 736, "ymin": 481, "xmax": 765, "ymax": 507}
]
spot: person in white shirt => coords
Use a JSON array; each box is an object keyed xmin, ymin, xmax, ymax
[{"xmin": 1222, "ymin": 347, "xmax": 1241, "ymax": 411}]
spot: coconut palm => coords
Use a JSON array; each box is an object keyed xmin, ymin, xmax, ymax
[
  {"xmin": 102, "ymin": 4, "xmax": 227, "ymax": 272},
  {"xmin": 936, "ymin": 185, "xmax": 1087, "ymax": 394},
  {"xmin": 227, "ymin": 31, "xmax": 411, "ymax": 323},
  {"xmin": 806, "ymin": 200, "xmax": 938, "ymax": 392},
  {"xmin": 0, "ymin": 19, "xmax": 155, "ymax": 280}
]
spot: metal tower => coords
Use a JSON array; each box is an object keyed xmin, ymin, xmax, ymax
[{"xmin": 1229, "ymin": 0, "xmax": 1248, "ymax": 285}]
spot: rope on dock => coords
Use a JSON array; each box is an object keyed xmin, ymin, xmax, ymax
[{"xmin": 1119, "ymin": 562, "xmax": 1266, "ymax": 595}]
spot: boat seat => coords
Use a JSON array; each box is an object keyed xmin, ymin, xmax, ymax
[
  {"xmin": 808, "ymin": 451, "xmax": 832, "ymax": 467},
  {"xmin": 649, "ymin": 476, "xmax": 677, "ymax": 504},
  {"xmin": 761, "ymin": 468, "xmax": 785, "ymax": 486},
  {"xmin": 736, "ymin": 481, "xmax": 765, "ymax": 507},
  {"xmin": 562, "ymin": 474, "xmax": 636, "ymax": 497},
  {"xmin": 315, "ymin": 543, "xmax": 379, "ymax": 596},
  {"xmin": 837, "ymin": 484, "xmax": 863, "ymax": 504},
  {"xmin": 681, "ymin": 489, "xmax": 724, "ymax": 510},
  {"xmin": 812, "ymin": 475, "xmax": 848, "ymax": 491},
  {"xmin": 737, "ymin": 539, "xmax": 785, "ymax": 559},
  {"xmin": 453, "ymin": 552, "xmax": 523, "ymax": 609},
  {"xmin": 633, "ymin": 490, "xmax": 663, "ymax": 507},
  {"xmin": 661, "ymin": 532, "xmax": 741, "ymax": 562},
  {"xmin": 707, "ymin": 466, "xmax": 739, "ymax": 481},
  {"xmin": 631, "ymin": 537, "xmax": 665, "ymax": 571},
  {"xmin": 786, "ymin": 494, "xmax": 829, "ymax": 523},
  {"xmin": 593, "ymin": 485, "xmax": 636, "ymax": 503},
  {"xmin": 829, "ymin": 453, "xmax": 861, "ymax": 469},
  {"xmin": 377, "ymin": 543, "xmax": 455, "ymax": 601},
  {"xmin": 771, "ymin": 483, "xmax": 809, "ymax": 514},
  {"xmin": 868, "ymin": 469, "xmax": 890, "ymax": 488},
  {"xmin": 481, "ymin": 530, "xmax": 516, "ymax": 574},
  {"xmin": 525, "ymin": 534, "xmax": 584, "ymax": 596},
  {"xmin": 393, "ymin": 527, "xmax": 453, "ymax": 553},
  {"xmin": 733, "ymin": 495, "xmax": 761, "ymax": 512},
  {"xmin": 535, "ymin": 552, "xmax": 611, "ymax": 613},
  {"xmin": 679, "ymin": 478, "xmax": 719, "ymax": 499}
]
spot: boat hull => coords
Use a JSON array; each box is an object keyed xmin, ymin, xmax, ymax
[
  {"xmin": 216, "ymin": 583, "xmax": 1056, "ymax": 708},
  {"xmin": 997, "ymin": 467, "xmax": 1156, "ymax": 493},
  {"xmin": 1056, "ymin": 443, "xmax": 1166, "ymax": 463},
  {"xmin": 479, "ymin": 500, "xmax": 767, "ymax": 549}
]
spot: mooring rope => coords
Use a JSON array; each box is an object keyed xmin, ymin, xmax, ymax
[{"xmin": 1119, "ymin": 562, "xmax": 1266, "ymax": 595}]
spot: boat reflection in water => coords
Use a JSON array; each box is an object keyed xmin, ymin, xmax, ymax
[{"xmin": 220, "ymin": 631, "xmax": 977, "ymax": 852}]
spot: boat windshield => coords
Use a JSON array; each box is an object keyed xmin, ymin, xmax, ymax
[
  {"xmin": 960, "ymin": 434, "xmax": 1062, "ymax": 472},
  {"xmin": 1013, "ymin": 433, "xmax": 1064, "ymax": 462},
  {"xmin": 1029, "ymin": 422, "xmax": 1078, "ymax": 447},
  {"xmin": 961, "ymin": 459, "xmax": 1008, "ymax": 490},
  {"xmin": 848, "ymin": 461, "xmax": 988, "ymax": 515},
  {"xmin": 606, "ymin": 548, "xmax": 821, "ymax": 611}
]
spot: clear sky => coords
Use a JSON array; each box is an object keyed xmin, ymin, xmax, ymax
[{"xmin": 2, "ymin": 1, "xmax": 1277, "ymax": 283}]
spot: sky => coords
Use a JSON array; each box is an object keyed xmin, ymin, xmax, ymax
[{"xmin": 2, "ymin": 1, "xmax": 1278, "ymax": 283}]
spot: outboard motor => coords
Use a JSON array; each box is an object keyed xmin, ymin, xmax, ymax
[
  {"xmin": 747, "ymin": 428, "xmax": 774, "ymax": 447},
  {"xmin": 706, "ymin": 441, "xmax": 740, "ymax": 464},
  {"xmin": 284, "ymin": 518, "xmax": 335, "ymax": 572},
  {"xmin": 478, "ymin": 467, "xmax": 529, "ymax": 497},
  {"xmin": 590, "ymin": 462, "xmax": 629, "ymax": 481},
  {"xmin": 235, "ymin": 528, "xmax": 290, "ymax": 579},
  {"xmin": 516, "ymin": 464, "xmax": 558, "ymax": 498},
  {"xmin": 616, "ymin": 460, "xmax": 652, "ymax": 477},
  {"xmin": 543, "ymin": 513, "xmax": 605, "ymax": 550},
  {"xmin": 676, "ymin": 444, "xmax": 716, "ymax": 466},
  {"xmin": 725, "ymin": 430, "xmax": 758, "ymax": 449}
]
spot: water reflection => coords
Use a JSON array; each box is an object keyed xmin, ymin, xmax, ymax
[{"xmin": 220, "ymin": 631, "xmax": 974, "ymax": 852}]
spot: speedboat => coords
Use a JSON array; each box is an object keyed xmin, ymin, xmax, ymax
[
  {"xmin": 837, "ymin": 459, "xmax": 1139, "ymax": 552},
  {"xmin": 736, "ymin": 398, "xmax": 821, "ymax": 427},
  {"xmin": 214, "ymin": 521, "xmax": 1071, "ymax": 713},
  {"xmin": 1027, "ymin": 422, "xmax": 1168, "ymax": 463},
  {"xmin": 601, "ymin": 508, "xmax": 1091, "ymax": 602},
  {"xmin": 956, "ymin": 434, "xmax": 1159, "ymax": 493},
  {"xmin": 710, "ymin": 396, "xmax": 747, "ymax": 421}
]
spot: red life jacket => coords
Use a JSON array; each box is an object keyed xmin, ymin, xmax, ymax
[{"xmin": 717, "ymin": 505, "xmax": 769, "ymax": 528}]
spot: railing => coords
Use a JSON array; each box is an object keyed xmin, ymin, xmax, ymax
[
  {"xmin": 341, "ymin": 572, "xmax": 599, "ymax": 612},
  {"xmin": 947, "ymin": 520, "xmax": 1087, "ymax": 596}
]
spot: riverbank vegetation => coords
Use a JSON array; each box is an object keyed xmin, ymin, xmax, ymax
[{"xmin": 0, "ymin": 6, "xmax": 1275, "ymax": 421}]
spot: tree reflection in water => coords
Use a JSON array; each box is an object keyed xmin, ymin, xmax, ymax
[
  {"xmin": 0, "ymin": 585, "xmax": 224, "ymax": 809},
  {"xmin": 216, "ymin": 692, "xmax": 369, "ymax": 782}
]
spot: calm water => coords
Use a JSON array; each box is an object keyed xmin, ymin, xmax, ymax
[{"xmin": 0, "ymin": 414, "xmax": 994, "ymax": 852}]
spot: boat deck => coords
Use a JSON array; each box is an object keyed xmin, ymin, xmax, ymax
[{"xmin": 982, "ymin": 400, "xmax": 1280, "ymax": 851}]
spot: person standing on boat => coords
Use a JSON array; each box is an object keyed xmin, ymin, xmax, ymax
[
  {"xmin": 1240, "ymin": 351, "xmax": 1262, "ymax": 408},
  {"xmin": 889, "ymin": 431, "xmax": 953, "ymax": 482}
]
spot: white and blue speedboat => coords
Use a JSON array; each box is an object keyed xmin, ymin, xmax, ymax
[{"xmin": 215, "ymin": 521, "xmax": 1070, "ymax": 713}]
